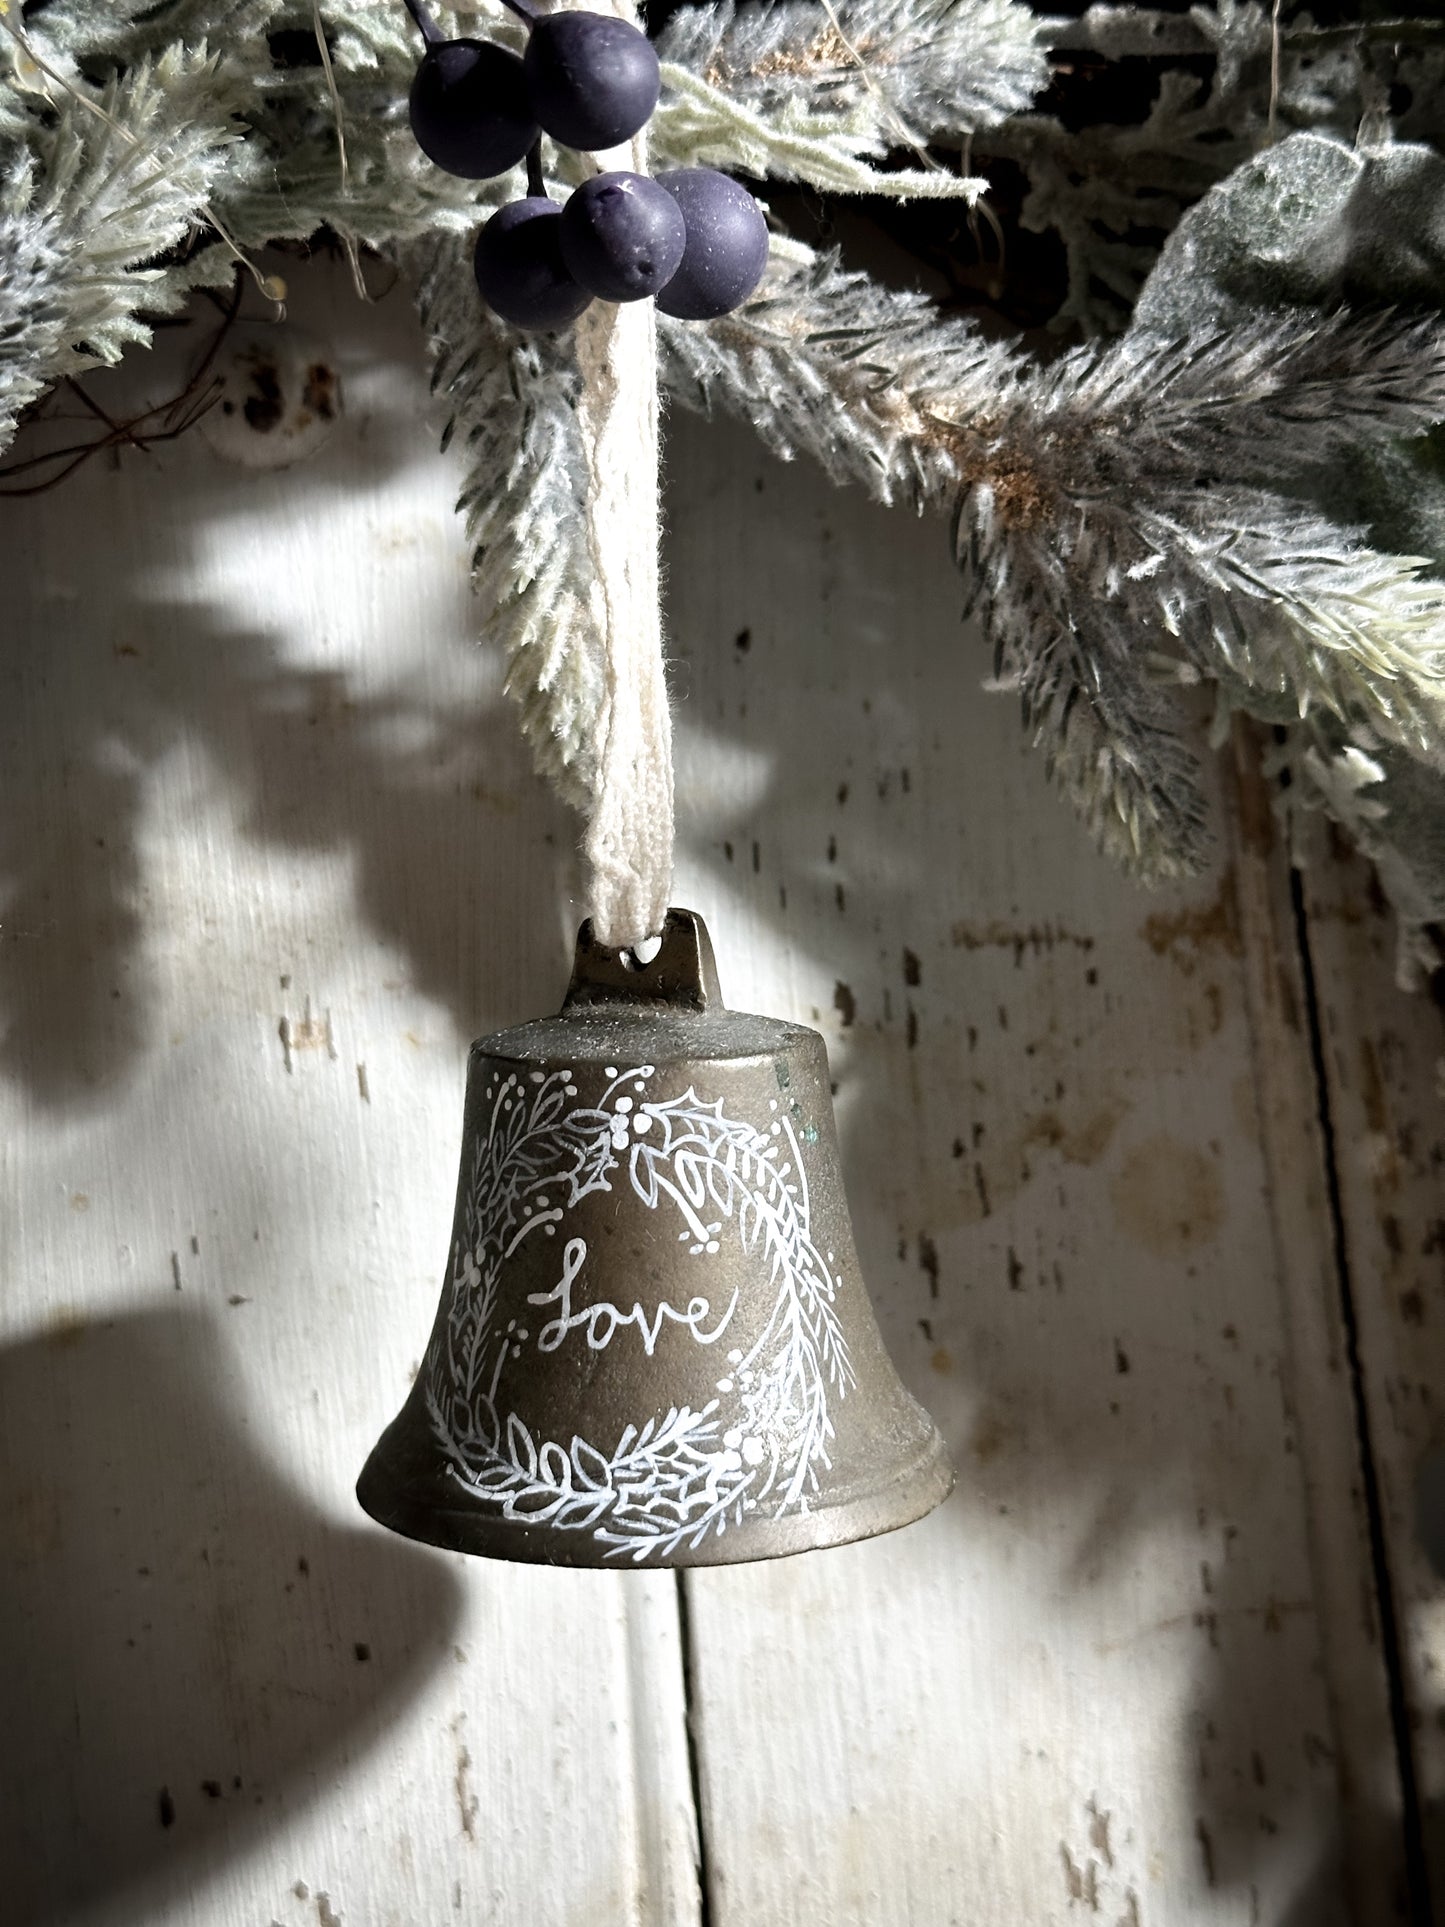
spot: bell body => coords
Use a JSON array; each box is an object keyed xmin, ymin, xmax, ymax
[{"xmin": 358, "ymin": 911, "xmax": 952, "ymax": 1566}]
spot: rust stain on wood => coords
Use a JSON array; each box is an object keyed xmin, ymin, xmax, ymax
[
  {"xmin": 280, "ymin": 1001, "xmax": 337, "ymax": 1074},
  {"xmin": 303, "ymin": 362, "xmax": 339, "ymax": 424},
  {"xmin": 1230, "ymin": 719, "xmax": 1276, "ymax": 858},
  {"xmin": 950, "ymin": 920, "xmax": 1096, "ymax": 963},
  {"xmin": 1020, "ymin": 1102, "xmax": 1126, "ymax": 1169},
  {"xmin": 970, "ymin": 1412, "xmax": 1010, "ymax": 1463},
  {"xmin": 1358, "ymin": 1037, "xmax": 1401, "ymax": 1198},
  {"xmin": 1141, "ymin": 869, "xmax": 1242, "ymax": 976},
  {"xmin": 1109, "ymin": 1140, "xmax": 1224, "ymax": 1257}
]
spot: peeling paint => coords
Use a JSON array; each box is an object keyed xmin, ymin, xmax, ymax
[
  {"xmin": 279, "ymin": 1001, "xmax": 338, "ymax": 1074},
  {"xmin": 453, "ymin": 1725, "xmax": 479, "ymax": 1841},
  {"xmin": 918, "ymin": 1233, "xmax": 940, "ymax": 1299},
  {"xmin": 1060, "ymin": 1842, "xmax": 1098, "ymax": 1908}
]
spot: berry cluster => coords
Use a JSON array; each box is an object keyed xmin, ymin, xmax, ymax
[{"xmin": 404, "ymin": 0, "xmax": 768, "ymax": 331}]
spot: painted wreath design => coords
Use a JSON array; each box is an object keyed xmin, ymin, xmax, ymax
[{"xmin": 422, "ymin": 1062, "xmax": 855, "ymax": 1560}]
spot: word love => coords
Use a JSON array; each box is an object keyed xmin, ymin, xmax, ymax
[{"xmin": 528, "ymin": 1236, "xmax": 738, "ymax": 1357}]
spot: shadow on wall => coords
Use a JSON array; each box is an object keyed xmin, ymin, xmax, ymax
[
  {"xmin": 1, "ymin": 255, "xmax": 1427, "ymax": 1925},
  {"xmin": 0, "ymin": 267, "xmax": 572, "ymax": 1113},
  {"xmin": 0, "ymin": 1307, "xmax": 464, "ymax": 1927}
]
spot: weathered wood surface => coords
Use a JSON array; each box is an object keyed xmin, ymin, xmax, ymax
[
  {"xmin": 1293, "ymin": 813, "xmax": 1445, "ymax": 1917},
  {"xmin": 663, "ymin": 434, "xmax": 1395, "ymax": 1927},
  {"xmin": 0, "ymin": 256, "xmax": 1432, "ymax": 1925}
]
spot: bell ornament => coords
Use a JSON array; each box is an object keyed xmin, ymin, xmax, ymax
[{"xmin": 358, "ymin": 909, "xmax": 953, "ymax": 1566}]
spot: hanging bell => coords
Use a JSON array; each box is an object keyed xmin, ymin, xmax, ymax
[{"xmin": 358, "ymin": 909, "xmax": 953, "ymax": 1566}]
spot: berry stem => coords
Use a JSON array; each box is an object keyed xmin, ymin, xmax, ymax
[
  {"xmin": 525, "ymin": 141, "xmax": 545, "ymax": 200},
  {"xmin": 401, "ymin": 0, "xmax": 443, "ymax": 46},
  {"xmin": 497, "ymin": 0, "xmax": 539, "ymax": 24}
]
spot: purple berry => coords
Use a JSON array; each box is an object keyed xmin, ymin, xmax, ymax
[
  {"xmin": 476, "ymin": 198, "xmax": 594, "ymax": 330},
  {"xmin": 409, "ymin": 40, "xmax": 538, "ymax": 180},
  {"xmin": 524, "ymin": 13, "xmax": 660, "ymax": 152},
  {"xmin": 560, "ymin": 172, "xmax": 685, "ymax": 303},
  {"xmin": 654, "ymin": 169, "xmax": 769, "ymax": 320}
]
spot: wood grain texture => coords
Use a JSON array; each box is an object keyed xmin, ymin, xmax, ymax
[
  {"xmin": 661, "ymin": 414, "xmax": 1390, "ymax": 1926},
  {"xmin": 1225, "ymin": 726, "xmax": 1409, "ymax": 1925},
  {"xmin": 0, "ymin": 253, "xmax": 1421, "ymax": 1924},
  {"xmin": 1292, "ymin": 809, "xmax": 1445, "ymax": 1917},
  {"xmin": 0, "ymin": 263, "xmax": 696, "ymax": 1927}
]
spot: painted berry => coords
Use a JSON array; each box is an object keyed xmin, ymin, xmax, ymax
[
  {"xmin": 476, "ymin": 198, "xmax": 595, "ymax": 330},
  {"xmin": 654, "ymin": 168, "xmax": 769, "ymax": 320},
  {"xmin": 409, "ymin": 40, "xmax": 537, "ymax": 180},
  {"xmin": 524, "ymin": 12, "xmax": 660, "ymax": 152},
  {"xmin": 560, "ymin": 172, "xmax": 685, "ymax": 303}
]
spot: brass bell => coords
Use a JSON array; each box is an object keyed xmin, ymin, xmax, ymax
[{"xmin": 358, "ymin": 910, "xmax": 952, "ymax": 1566}]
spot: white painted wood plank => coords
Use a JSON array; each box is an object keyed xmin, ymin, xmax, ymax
[
  {"xmin": 1291, "ymin": 810, "xmax": 1445, "ymax": 1911},
  {"xmin": 660, "ymin": 412, "xmax": 1393, "ymax": 1926},
  {"xmin": 0, "ymin": 260, "xmax": 698, "ymax": 1927},
  {"xmin": 1224, "ymin": 726, "xmax": 1409, "ymax": 1924},
  {"xmin": 0, "ymin": 247, "xmax": 1410, "ymax": 1927}
]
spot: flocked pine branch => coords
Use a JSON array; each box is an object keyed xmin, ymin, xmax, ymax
[
  {"xmin": 667, "ymin": 237, "xmax": 1445, "ymax": 877},
  {"xmin": 654, "ymin": 60, "xmax": 987, "ymax": 199},
  {"xmin": 0, "ymin": 0, "xmax": 1004, "ymax": 461},
  {"xmin": 976, "ymin": 2, "xmax": 1445, "ymax": 333},
  {"xmin": 3, "ymin": 1, "xmax": 1445, "ymax": 945},
  {"xmin": 1283, "ymin": 717, "xmax": 1445, "ymax": 981},
  {"xmin": 935, "ymin": 348, "xmax": 1445, "ymax": 872},
  {"xmin": 650, "ymin": 0, "xmax": 1048, "ymax": 198},
  {"xmin": 655, "ymin": 0, "xmax": 1051, "ymax": 152},
  {"xmin": 17, "ymin": 1, "xmax": 283, "ymax": 63},
  {"xmin": 1049, "ymin": 313, "xmax": 1445, "ymax": 481},
  {"xmin": 0, "ymin": 41, "xmax": 252, "ymax": 447},
  {"xmin": 1149, "ymin": 503, "xmax": 1445, "ymax": 755},
  {"xmin": 412, "ymin": 230, "xmax": 603, "ymax": 810},
  {"xmin": 659, "ymin": 239, "xmax": 1022, "ymax": 509}
]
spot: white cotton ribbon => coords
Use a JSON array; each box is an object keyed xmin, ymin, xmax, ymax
[{"xmin": 573, "ymin": 0, "xmax": 674, "ymax": 950}]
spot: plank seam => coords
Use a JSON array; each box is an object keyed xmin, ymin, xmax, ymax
[
  {"xmin": 674, "ymin": 1571, "xmax": 716, "ymax": 1927},
  {"xmin": 1289, "ymin": 862, "xmax": 1434, "ymax": 1927}
]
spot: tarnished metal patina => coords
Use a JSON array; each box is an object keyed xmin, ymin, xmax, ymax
[{"xmin": 358, "ymin": 909, "xmax": 952, "ymax": 1566}]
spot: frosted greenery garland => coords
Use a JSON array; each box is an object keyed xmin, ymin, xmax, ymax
[
  {"xmin": 982, "ymin": 5, "xmax": 1445, "ymax": 335},
  {"xmin": 5, "ymin": 1, "xmax": 1445, "ymax": 972},
  {"xmin": 663, "ymin": 256, "xmax": 1445, "ymax": 878}
]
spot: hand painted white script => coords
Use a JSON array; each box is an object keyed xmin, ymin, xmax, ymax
[{"xmin": 528, "ymin": 1237, "xmax": 739, "ymax": 1358}]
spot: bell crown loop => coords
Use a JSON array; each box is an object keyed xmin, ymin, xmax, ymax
[
  {"xmin": 563, "ymin": 907, "xmax": 722, "ymax": 1013},
  {"xmin": 482, "ymin": 907, "xmax": 811, "ymax": 1068}
]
